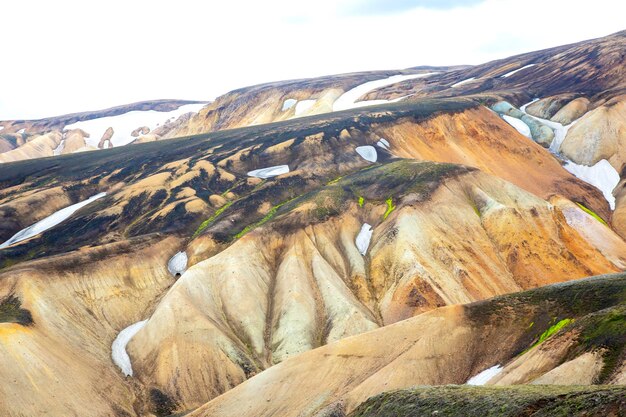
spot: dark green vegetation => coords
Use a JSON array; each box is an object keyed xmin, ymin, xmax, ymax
[
  {"xmin": 149, "ymin": 388, "xmax": 178, "ymax": 417},
  {"xmin": 255, "ymin": 160, "xmax": 469, "ymax": 238},
  {"xmin": 193, "ymin": 201, "xmax": 233, "ymax": 238},
  {"xmin": 0, "ymin": 98, "xmax": 476, "ymax": 189},
  {"xmin": 0, "ymin": 295, "xmax": 33, "ymax": 325},
  {"xmin": 569, "ymin": 304, "xmax": 626, "ymax": 383},
  {"xmin": 349, "ymin": 385, "xmax": 626, "ymax": 417},
  {"xmin": 0, "ymin": 98, "xmax": 476, "ymax": 267},
  {"xmin": 463, "ymin": 273, "xmax": 626, "ymax": 383},
  {"xmin": 191, "ymin": 159, "xmax": 467, "ymax": 242},
  {"xmin": 522, "ymin": 318, "xmax": 573, "ymax": 354}
]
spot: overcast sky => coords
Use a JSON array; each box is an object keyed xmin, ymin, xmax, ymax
[{"xmin": 1, "ymin": 0, "xmax": 623, "ymax": 120}]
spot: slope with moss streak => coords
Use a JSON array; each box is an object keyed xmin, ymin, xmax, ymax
[
  {"xmin": 0, "ymin": 97, "xmax": 623, "ymax": 417},
  {"xmin": 187, "ymin": 273, "xmax": 626, "ymax": 417},
  {"xmin": 127, "ymin": 160, "xmax": 626, "ymax": 413}
]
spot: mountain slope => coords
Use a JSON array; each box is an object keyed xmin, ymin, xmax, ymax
[
  {"xmin": 0, "ymin": 100, "xmax": 207, "ymax": 163},
  {"xmin": 127, "ymin": 160, "xmax": 624, "ymax": 412},
  {"xmin": 0, "ymin": 31, "xmax": 625, "ymax": 417},
  {"xmin": 349, "ymin": 385, "xmax": 626, "ymax": 417},
  {"xmin": 188, "ymin": 273, "xmax": 626, "ymax": 417}
]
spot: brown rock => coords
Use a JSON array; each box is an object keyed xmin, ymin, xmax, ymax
[
  {"xmin": 62, "ymin": 129, "xmax": 89, "ymax": 154},
  {"xmin": 131, "ymin": 126, "xmax": 150, "ymax": 137},
  {"xmin": 560, "ymin": 96, "xmax": 626, "ymax": 166},
  {"xmin": 209, "ymin": 194, "xmax": 227, "ymax": 208},
  {"xmin": 525, "ymin": 94, "xmax": 577, "ymax": 119},
  {"xmin": 98, "ymin": 127, "xmax": 114, "ymax": 149},
  {"xmin": 551, "ymin": 97, "xmax": 590, "ymax": 124}
]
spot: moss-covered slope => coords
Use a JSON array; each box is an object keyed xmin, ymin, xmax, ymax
[{"xmin": 349, "ymin": 385, "xmax": 626, "ymax": 417}]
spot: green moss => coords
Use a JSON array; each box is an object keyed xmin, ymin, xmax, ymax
[
  {"xmin": 577, "ymin": 306, "xmax": 626, "ymax": 383},
  {"xmin": 358, "ymin": 196, "xmax": 365, "ymax": 207},
  {"xmin": 220, "ymin": 180, "xmax": 243, "ymax": 197},
  {"xmin": 192, "ymin": 201, "xmax": 233, "ymax": 238},
  {"xmin": 349, "ymin": 385, "xmax": 626, "ymax": 417},
  {"xmin": 327, "ymin": 175, "xmax": 342, "ymax": 185},
  {"xmin": 0, "ymin": 295, "xmax": 33, "ymax": 326},
  {"xmin": 149, "ymin": 388, "xmax": 177, "ymax": 417},
  {"xmin": 537, "ymin": 318, "xmax": 573, "ymax": 345},
  {"xmin": 471, "ymin": 203, "xmax": 480, "ymax": 217},
  {"xmin": 519, "ymin": 318, "xmax": 573, "ymax": 356},
  {"xmin": 234, "ymin": 195, "xmax": 299, "ymax": 239},
  {"xmin": 383, "ymin": 197, "xmax": 396, "ymax": 220},
  {"xmin": 576, "ymin": 203, "xmax": 608, "ymax": 226}
]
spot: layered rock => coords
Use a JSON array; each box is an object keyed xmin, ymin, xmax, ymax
[
  {"xmin": 188, "ymin": 273, "xmax": 626, "ymax": 417},
  {"xmin": 0, "ymin": 236, "xmax": 179, "ymax": 417},
  {"xmin": 560, "ymin": 96, "xmax": 626, "ymax": 168},
  {"xmin": 128, "ymin": 161, "xmax": 625, "ymax": 412},
  {"xmin": 551, "ymin": 97, "xmax": 590, "ymax": 124},
  {"xmin": 0, "ymin": 131, "xmax": 62, "ymax": 163}
]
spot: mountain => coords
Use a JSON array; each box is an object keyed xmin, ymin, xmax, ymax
[
  {"xmin": 0, "ymin": 31, "xmax": 625, "ymax": 417},
  {"xmin": 188, "ymin": 273, "xmax": 626, "ymax": 416},
  {"xmin": 0, "ymin": 99, "xmax": 207, "ymax": 163}
]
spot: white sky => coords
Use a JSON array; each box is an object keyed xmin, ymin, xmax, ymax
[{"xmin": 0, "ymin": 0, "xmax": 623, "ymax": 120}]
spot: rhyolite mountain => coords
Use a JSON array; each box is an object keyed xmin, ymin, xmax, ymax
[{"xmin": 0, "ymin": 31, "xmax": 625, "ymax": 417}]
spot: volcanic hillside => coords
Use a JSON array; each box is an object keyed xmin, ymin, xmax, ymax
[{"xmin": 0, "ymin": 31, "xmax": 625, "ymax": 417}]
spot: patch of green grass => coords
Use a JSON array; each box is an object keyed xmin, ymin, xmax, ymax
[
  {"xmin": 220, "ymin": 180, "xmax": 243, "ymax": 197},
  {"xmin": 234, "ymin": 195, "xmax": 300, "ymax": 239},
  {"xmin": 192, "ymin": 201, "xmax": 233, "ymax": 238},
  {"xmin": 537, "ymin": 318, "xmax": 573, "ymax": 345},
  {"xmin": 576, "ymin": 203, "xmax": 607, "ymax": 226},
  {"xmin": 383, "ymin": 197, "xmax": 396, "ymax": 220},
  {"xmin": 358, "ymin": 196, "xmax": 365, "ymax": 207},
  {"xmin": 327, "ymin": 175, "xmax": 342, "ymax": 185},
  {"xmin": 520, "ymin": 318, "xmax": 573, "ymax": 356}
]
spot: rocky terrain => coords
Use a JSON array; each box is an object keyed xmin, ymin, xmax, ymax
[
  {"xmin": 0, "ymin": 100, "xmax": 207, "ymax": 163},
  {"xmin": 189, "ymin": 273, "xmax": 626, "ymax": 416},
  {"xmin": 0, "ymin": 31, "xmax": 625, "ymax": 417}
]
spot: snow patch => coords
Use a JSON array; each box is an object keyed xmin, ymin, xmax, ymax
[
  {"xmin": 355, "ymin": 223, "xmax": 373, "ymax": 256},
  {"xmin": 0, "ymin": 125, "xmax": 4, "ymax": 131},
  {"xmin": 295, "ymin": 100, "xmax": 316, "ymax": 116},
  {"xmin": 564, "ymin": 160, "xmax": 619, "ymax": 210},
  {"xmin": 168, "ymin": 251, "xmax": 188, "ymax": 276},
  {"xmin": 0, "ymin": 192, "xmax": 107, "ymax": 249},
  {"xmin": 501, "ymin": 64, "xmax": 535, "ymax": 78},
  {"xmin": 333, "ymin": 73, "xmax": 436, "ymax": 111},
  {"xmin": 247, "ymin": 165, "xmax": 290, "ymax": 179},
  {"xmin": 111, "ymin": 320, "xmax": 148, "ymax": 377},
  {"xmin": 519, "ymin": 99, "xmax": 617, "ymax": 209},
  {"xmin": 451, "ymin": 77, "xmax": 476, "ymax": 88},
  {"xmin": 53, "ymin": 139, "xmax": 66, "ymax": 156},
  {"xmin": 502, "ymin": 115, "xmax": 531, "ymax": 138},
  {"xmin": 376, "ymin": 137, "xmax": 390, "ymax": 150},
  {"xmin": 282, "ymin": 99, "xmax": 297, "ymax": 111},
  {"xmin": 64, "ymin": 103, "xmax": 206, "ymax": 148},
  {"xmin": 17, "ymin": 128, "xmax": 25, "ymax": 134},
  {"xmin": 355, "ymin": 146, "xmax": 377, "ymax": 162},
  {"xmin": 519, "ymin": 101, "xmax": 574, "ymax": 153},
  {"xmin": 466, "ymin": 365, "xmax": 503, "ymax": 385}
]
